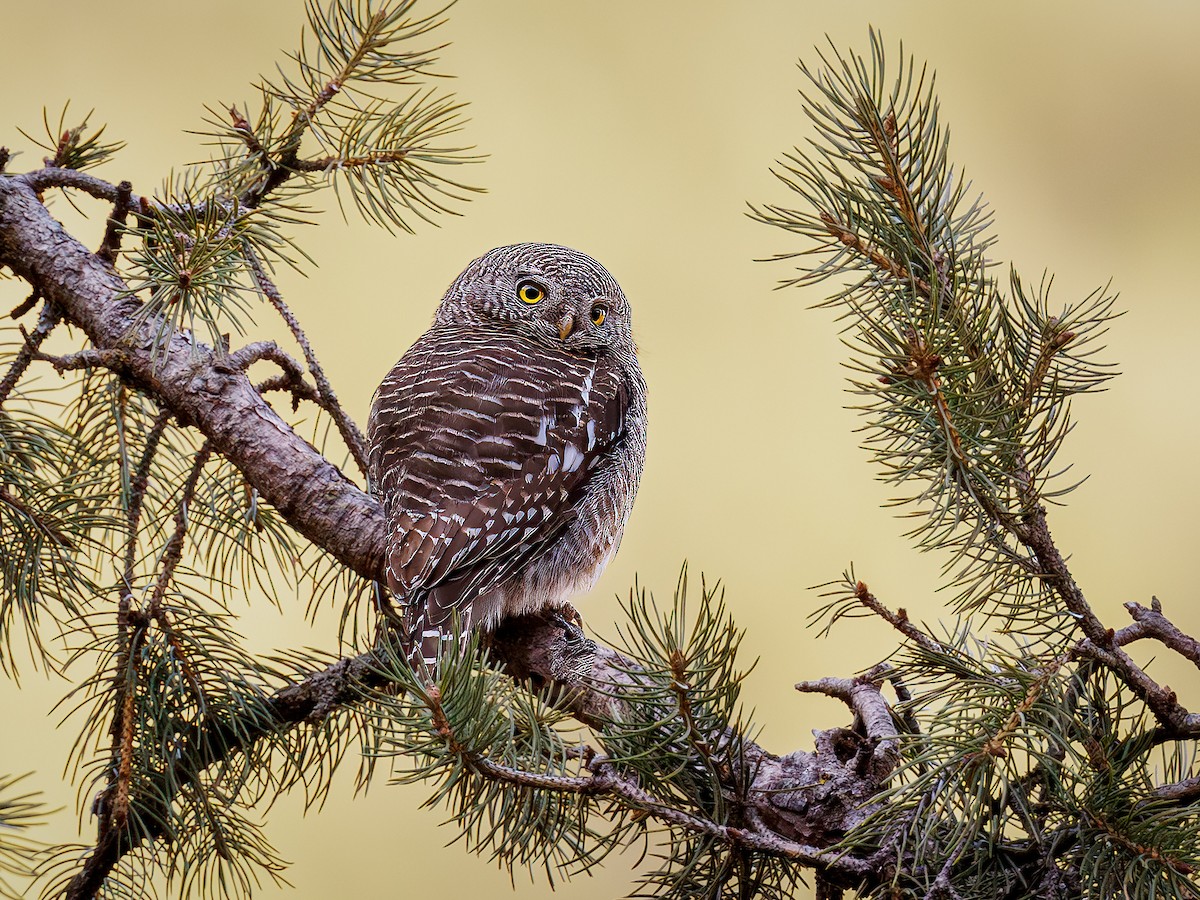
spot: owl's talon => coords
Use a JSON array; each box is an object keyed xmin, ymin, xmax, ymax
[
  {"xmin": 546, "ymin": 608, "xmax": 597, "ymax": 681},
  {"xmin": 547, "ymin": 607, "xmax": 586, "ymax": 643}
]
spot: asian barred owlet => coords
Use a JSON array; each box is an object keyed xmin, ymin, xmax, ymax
[{"xmin": 367, "ymin": 243, "xmax": 647, "ymax": 667}]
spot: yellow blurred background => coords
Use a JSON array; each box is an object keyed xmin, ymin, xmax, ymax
[{"xmin": 2, "ymin": 2, "xmax": 1199, "ymax": 897}]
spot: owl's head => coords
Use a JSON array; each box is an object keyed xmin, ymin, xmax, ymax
[{"xmin": 435, "ymin": 243, "xmax": 634, "ymax": 358}]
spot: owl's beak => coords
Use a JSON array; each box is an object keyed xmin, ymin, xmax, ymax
[{"xmin": 557, "ymin": 313, "xmax": 575, "ymax": 340}]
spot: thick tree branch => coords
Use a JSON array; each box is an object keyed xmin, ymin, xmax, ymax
[
  {"xmin": 0, "ymin": 175, "xmax": 385, "ymax": 581},
  {"xmin": 1154, "ymin": 774, "xmax": 1200, "ymax": 805},
  {"xmin": 490, "ymin": 613, "xmax": 892, "ymax": 880}
]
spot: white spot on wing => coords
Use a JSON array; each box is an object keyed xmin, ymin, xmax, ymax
[
  {"xmin": 579, "ymin": 364, "xmax": 595, "ymax": 407},
  {"xmin": 563, "ymin": 443, "xmax": 584, "ymax": 473}
]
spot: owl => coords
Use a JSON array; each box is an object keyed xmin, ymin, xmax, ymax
[{"xmin": 367, "ymin": 243, "xmax": 647, "ymax": 667}]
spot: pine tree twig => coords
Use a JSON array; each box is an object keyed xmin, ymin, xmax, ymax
[
  {"xmin": 242, "ymin": 248, "xmax": 369, "ymax": 475},
  {"xmin": 237, "ymin": 5, "xmax": 448, "ymax": 211},
  {"xmin": 896, "ymin": 328, "xmax": 1025, "ymax": 540},
  {"xmin": 850, "ymin": 579, "xmax": 944, "ymax": 654},
  {"xmin": 98, "ymin": 413, "xmax": 186, "ymax": 848},
  {"xmin": 95, "ymin": 180, "xmax": 132, "ymax": 265},
  {"xmin": 15, "ymin": 168, "xmax": 213, "ymax": 227},
  {"xmin": 1017, "ymin": 317, "xmax": 1077, "ymax": 416},
  {"xmin": 976, "ymin": 654, "xmax": 1067, "ymax": 760},
  {"xmin": 1069, "ymin": 635, "xmax": 1200, "ymax": 738},
  {"xmin": 120, "ymin": 409, "xmax": 173, "ymax": 595},
  {"xmin": 226, "ymin": 338, "xmax": 347, "ymax": 423},
  {"xmin": 283, "ymin": 7, "xmax": 390, "ymax": 148},
  {"xmin": 0, "ymin": 298, "xmax": 57, "ymax": 405},
  {"xmin": 1087, "ymin": 811, "xmax": 1195, "ymax": 877},
  {"xmin": 254, "ymin": 372, "xmax": 322, "ymax": 409},
  {"xmin": 19, "ymin": 168, "xmax": 150, "ymax": 219},
  {"xmin": 224, "ymin": 339, "xmax": 312, "ymax": 388},
  {"xmin": 31, "ymin": 346, "xmax": 128, "ymax": 375},
  {"xmin": 147, "ymin": 443, "xmax": 211, "ymax": 620},
  {"xmin": 883, "ymin": 668, "xmax": 923, "ymax": 743},
  {"xmin": 584, "ymin": 759, "xmax": 859, "ymax": 868},
  {"xmin": 9, "ymin": 288, "xmax": 39, "ymax": 319},
  {"xmin": 227, "ymin": 105, "xmax": 269, "ymax": 163},
  {"xmin": 1021, "ymin": 511, "xmax": 1200, "ymax": 738},
  {"xmin": 227, "ymin": 338, "xmax": 325, "ymax": 411},
  {"xmin": 0, "ymin": 486, "xmax": 76, "ymax": 549},
  {"xmin": 1109, "ymin": 597, "xmax": 1200, "ymax": 670},
  {"xmin": 226, "ymin": 103, "xmax": 282, "ymax": 210},
  {"xmin": 102, "ymin": 410, "xmax": 170, "ymax": 845},
  {"xmin": 144, "ymin": 443, "xmax": 212, "ymax": 700},
  {"xmin": 293, "ymin": 149, "xmax": 412, "ymax": 171},
  {"xmin": 667, "ymin": 648, "xmax": 721, "ymax": 769},
  {"xmin": 856, "ymin": 109, "xmax": 996, "ymax": 378},
  {"xmin": 819, "ymin": 210, "xmax": 933, "ymax": 298},
  {"xmin": 869, "ymin": 110, "xmax": 925, "ymax": 251},
  {"xmin": 1153, "ymin": 774, "xmax": 1200, "ymax": 805}
]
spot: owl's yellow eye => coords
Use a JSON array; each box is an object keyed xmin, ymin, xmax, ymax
[
  {"xmin": 590, "ymin": 304, "xmax": 607, "ymax": 326},
  {"xmin": 517, "ymin": 281, "xmax": 545, "ymax": 304}
]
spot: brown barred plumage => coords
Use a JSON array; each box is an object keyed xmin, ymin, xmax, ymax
[{"xmin": 367, "ymin": 244, "xmax": 647, "ymax": 666}]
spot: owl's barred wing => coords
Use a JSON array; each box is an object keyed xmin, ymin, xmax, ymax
[{"xmin": 368, "ymin": 326, "xmax": 630, "ymax": 661}]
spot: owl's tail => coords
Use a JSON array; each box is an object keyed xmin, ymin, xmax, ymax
[
  {"xmin": 374, "ymin": 584, "xmax": 441, "ymax": 673},
  {"xmin": 406, "ymin": 609, "xmax": 451, "ymax": 669}
]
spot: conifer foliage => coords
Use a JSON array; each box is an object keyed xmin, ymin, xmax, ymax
[{"xmin": 0, "ymin": 5, "xmax": 1196, "ymax": 899}]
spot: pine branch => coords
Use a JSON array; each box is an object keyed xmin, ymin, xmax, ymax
[
  {"xmin": 95, "ymin": 180, "xmax": 132, "ymax": 265},
  {"xmin": 20, "ymin": 168, "xmax": 155, "ymax": 224},
  {"xmin": 242, "ymin": 248, "xmax": 368, "ymax": 475},
  {"xmin": 227, "ymin": 0, "xmax": 478, "ymax": 221},
  {"xmin": 0, "ymin": 175, "xmax": 384, "ymax": 579},
  {"xmin": 8, "ymin": 289, "xmax": 39, "ymax": 320},
  {"xmin": 1110, "ymin": 598, "xmax": 1200, "ymax": 670},
  {"xmin": 62, "ymin": 652, "xmax": 383, "ymax": 900},
  {"xmin": 753, "ymin": 29, "xmax": 1199, "ymax": 737},
  {"xmin": 0, "ymin": 300, "xmax": 58, "ymax": 406},
  {"xmin": 1155, "ymin": 776, "xmax": 1200, "ymax": 805},
  {"xmin": 753, "ymin": 33, "xmax": 1200, "ymax": 899},
  {"xmin": 0, "ymin": 487, "xmax": 76, "ymax": 550},
  {"xmin": 61, "ymin": 616, "xmax": 895, "ymax": 898}
]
